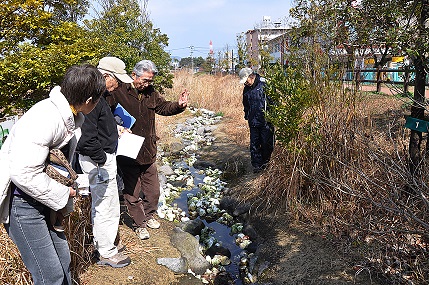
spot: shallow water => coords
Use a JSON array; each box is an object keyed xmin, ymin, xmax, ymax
[{"xmin": 172, "ymin": 162, "xmax": 246, "ymax": 285}]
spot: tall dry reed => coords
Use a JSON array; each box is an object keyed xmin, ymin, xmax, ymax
[
  {"xmin": 238, "ymin": 79, "xmax": 429, "ymax": 283},
  {"xmin": 158, "ymin": 70, "xmax": 248, "ymax": 146}
]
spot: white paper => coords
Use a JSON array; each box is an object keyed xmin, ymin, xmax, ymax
[
  {"xmin": 116, "ymin": 132, "xmax": 145, "ymax": 159},
  {"xmin": 76, "ymin": 174, "xmax": 89, "ymax": 188}
]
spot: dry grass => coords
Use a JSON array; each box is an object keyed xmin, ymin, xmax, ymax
[
  {"xmin": 237, "ymin": 80, "xmax": 429, "ymax": 283},
  {"xmin": 0, "ymin": 227, "xmax": 31, "ymax": 284},
  {"xmin": 158, "ymin": 70, "xmax": 248, "ymax": 146}
]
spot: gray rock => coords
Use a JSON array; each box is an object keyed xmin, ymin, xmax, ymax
[
  {"xmin": 175, "ymin": 123, "xmax": 186, "ymax": 133},
  {"xmin": 169, "ymin": 142, "xmax": 184, "ymax": 154},
  {"xmin": 186, "ymin": 118, "xmax": 197, "ymax": 125},
  {"xmin": 170, "ymin": 179, "xmax": 187, "ymax": 188},
  {"xmin": 178, "ymin": 218, "xmax": 206, "ymax": 236},
  {"xmin": 219, "ymin": 196, "xmax": 237, "ymax": 212},
  {"xmin": 171, "ymin": 227, "xmax": 211, "ymax": 275},
  {"xmin": 243, "ymin": 224, "xmax": 258, "ymax": 241},
  {"xmin": 159, "ymin": 165, "xmax": 175, "ymax": 176},
  {"xmin": 196, "ymin": 126, "xmax": 205, "ymax": 135},
  {"xmin": 205, "ymin": 125, "xmax": 217, "ymax": 132},
  {"xmin": 205, "ymin": 244, "xmax": 231, "ymax": 258},
  {"xmin": 157, "ymin": 257, "xmax": 188, "ymax": 274},
  {"xmin": 193, "ymin": 160, "xmax": 217, "ymax": 170},
  {"xmin": 183, "ymin": 125, "xmax": 194, "ymax": 132},
  {"xmin": 233, "ymin": 203, "xmax": 250, "ymax": 217}
]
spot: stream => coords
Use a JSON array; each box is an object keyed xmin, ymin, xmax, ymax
[{"xmin": 156, "ymin": 108, "xmax": 258, "ymax": 284}]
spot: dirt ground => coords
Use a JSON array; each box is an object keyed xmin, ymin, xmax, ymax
[{"xmin": 80, "ymin": 118, "xmax": 384, "ymax": 285}]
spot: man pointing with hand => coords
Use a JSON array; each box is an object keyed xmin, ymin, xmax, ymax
[{"xmin": 106, "ymin": 59, "xmax": 188, "ymax": 240}]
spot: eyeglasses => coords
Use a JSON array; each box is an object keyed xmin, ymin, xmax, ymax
[{"xmin": 136, "ymin": 75, "xmax": 153, "ymax": 85}]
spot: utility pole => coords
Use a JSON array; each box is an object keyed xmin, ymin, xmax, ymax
[
  {"xmin": 190, "ymin": 46, "xmax": 194, "ymax": 74},
  {"xmin": 231, "ymin": 49, "xmax": 234, "ymax": 73}
]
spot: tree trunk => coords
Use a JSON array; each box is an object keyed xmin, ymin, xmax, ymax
[
  {"xmin": 409, "ymin": 0, "xmax": 429, "ymax": 174},
  {"xmin": 376, "ymin": 66, "xmax": 382, "ymax": 93}
]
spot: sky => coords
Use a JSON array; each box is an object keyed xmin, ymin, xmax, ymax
[{"xmin": 147, "ymin": 0, "xmax": 293, "ymax": 59}]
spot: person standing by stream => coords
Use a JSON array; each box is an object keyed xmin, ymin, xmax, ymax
[
  {"xmin": 106, "ymin": 59, "xmax": 189, "ymax": 240},
  {"xmin": 0, "ymin": 64, "xmax": 105, "ymax": 285},
  {"xmin": 239, "ymin": 67, "xmax": 275, "ymax": 173},
  {"xmin": 76, "ymin": 57, "xmax": 133, "ymax": 268}
]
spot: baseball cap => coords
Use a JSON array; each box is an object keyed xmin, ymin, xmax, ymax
[
  {"xmin": 239, "ymin": 67, "xmax": 253, "ymax": 84},
  {"xmin": 98, "ymin": 57, "xmax": 133, "ymax": 84}
]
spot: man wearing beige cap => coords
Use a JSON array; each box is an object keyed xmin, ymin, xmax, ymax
[{"xmin": 76, "ymin": 56, "xmax": 132, "ymax": 267}]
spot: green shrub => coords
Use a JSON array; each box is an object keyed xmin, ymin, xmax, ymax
[{"xmin": 264, "ymin": 63, "xmax": 316, "ymax": 149}]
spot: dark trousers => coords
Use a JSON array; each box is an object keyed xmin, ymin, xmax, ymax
[
  {"xmin": 249, "ymin": 123, "xmax": 274, "ymax": 169},
  {"xmin": 117, "ymin": 157, "xmax": 159, "ymax": 228}
]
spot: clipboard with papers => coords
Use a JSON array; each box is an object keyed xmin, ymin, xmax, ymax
[
  {"xmin": 116, "ymin": 132, "xmax": 145, "ymax": 159},
  {"xmin": 113, "ymin": 103, "xmax": 136, "ymax": 129}
]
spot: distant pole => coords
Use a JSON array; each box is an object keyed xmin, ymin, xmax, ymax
[
  {"xmin": 190, "ymin": 46, "xmax": 194, "ymax": 74},
  {"xmin": 231, "ymin": 49, "xmax": 234, "ymax": 73}
]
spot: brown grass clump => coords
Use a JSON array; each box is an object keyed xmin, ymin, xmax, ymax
[
  {"xmin": 0, "ymin": 227, "xmax": 31, "ymax": 284},
  {"xmin": 65, "ymin": 197, "xmax": 94, "ymax": 283},
  {"xmin": 239, "ymin": 80, "xmax": 429, "ymax": 283}
]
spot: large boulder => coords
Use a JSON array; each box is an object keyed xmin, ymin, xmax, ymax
[
  {"xmin": 171, "ymin": 227, "xmax": 211, "ymax": 275},
  {"xmin": 178, "ymin": 218, "xmax": 206, "ymax": 236}
]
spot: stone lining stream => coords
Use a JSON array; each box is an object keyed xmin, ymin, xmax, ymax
[{"xmin": 156, "ymin": 108, "xmax": 261, "ymax": 284}]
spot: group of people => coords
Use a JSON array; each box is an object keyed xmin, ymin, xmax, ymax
[
  {"xmin": 0, "ymin": 57, "xmax": 273, "ymax": 285},
  {"xmin": 0, "ymin": 57, "xmax": 188, "ymax": 284}
]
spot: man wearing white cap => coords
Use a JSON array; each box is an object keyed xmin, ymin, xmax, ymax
[
  {"xmin": 239, "ymin": 67, "xmax": 274, "ymax": 173},
  {"xmin": 76, "ymin": 56, "xmax": 132, "ymax": 267}
]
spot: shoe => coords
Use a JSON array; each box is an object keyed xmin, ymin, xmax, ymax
[
  {"xmin": 93, "ymin": 243, "xmax": 125, "ymax": 259},
  {"xmin": 96, "ymin": 252, "xmax": 131, "ymax": 268},
  {"xmin": 116, "ymin": 242, "xmax": 126, "ymax": 253},
  {"xmin": 52, "ymin": 218, "xmax": 65, "ymax": 232},
  {"xmin": 50, "ymin": 210, "xmax": 65, "ymax": 232},
  {"xmin": 136, "ymin": 227, "xmax": 150, "ymax": 240},
  {"xmin": 147, "ymin": 218, "xmax": 160, "ymax": 229}
]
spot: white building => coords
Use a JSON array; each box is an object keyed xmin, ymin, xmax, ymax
[{"xmin": 245, "ymin": 16, "xmax": 289, "ymax": 66}]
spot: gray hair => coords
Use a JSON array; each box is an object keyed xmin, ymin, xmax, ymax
[{"xmin": 133, "ymin": 60, "xmax": 158, "ymax": 76}]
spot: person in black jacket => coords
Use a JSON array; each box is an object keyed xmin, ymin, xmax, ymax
[
  {"xmin": 239, "ymin": 67, "xmax": 274, "ymax": 173},
  {"xmin": 76, "ymin": 57, "xmax": 132, "ymax": 268}
]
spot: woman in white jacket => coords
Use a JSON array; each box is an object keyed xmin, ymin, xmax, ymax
[{"xmin": 0, "ymin": 64, "xmax": 105, "ymax": 285}]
